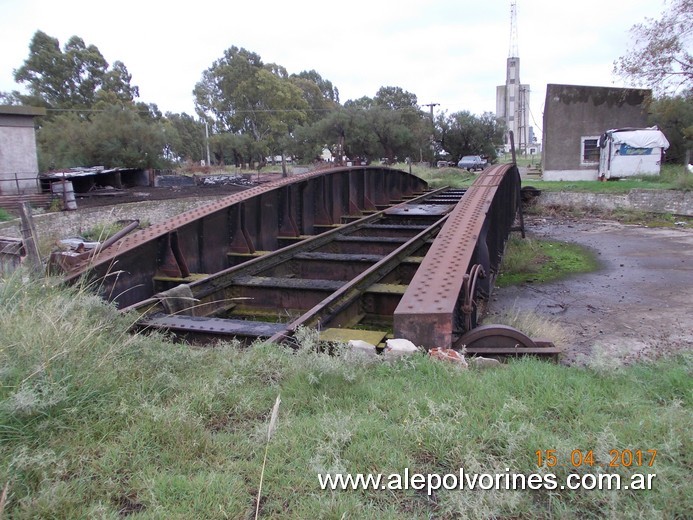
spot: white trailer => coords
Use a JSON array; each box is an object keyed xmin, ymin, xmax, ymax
[{"xmin": 598, "ymin": 127, "xmax": 669, "ymax": 179}]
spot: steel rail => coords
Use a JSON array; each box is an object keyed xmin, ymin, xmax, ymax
[
  {"xmin": 266, "ymin": 212, "xmax": 451, "ymax": 344},
  {"xmin": 116, "ymin": 162, "xmax": 557, "ymax": 358},
  {"xmin": 124, "ymin": 186, "xmax": 454, "ymax": 317}
]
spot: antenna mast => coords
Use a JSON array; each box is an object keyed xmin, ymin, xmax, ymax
[{"xmin": 509, "ymin": 2, "xmax": 519, "ymax": 58}]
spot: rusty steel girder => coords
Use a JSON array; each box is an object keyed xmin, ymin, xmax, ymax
[
  {"xmin": 393, "ymin": 163, "xmax": 523, "ymax": 349},
  {"xmin": 64, "ymin": 166, "xmax": 428, "ymax": 308}
]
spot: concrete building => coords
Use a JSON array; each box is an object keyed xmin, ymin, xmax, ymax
[
  {"xmin": 496, "ymin": 2, "xmax": 530, "ymax": 154},
  {"xmin": 541, "ymin": 84, "xmax": 651, "ymax": 181},
  {"xmin": 496, "ymin": 57, "xmax": 530, "ymax": 154},
  {"xmin": 0, "ymin": 105, "xmax": 45, "ymax": 195}
]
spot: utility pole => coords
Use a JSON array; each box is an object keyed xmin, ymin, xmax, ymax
[
  {"xmin": 205, "ymin": 120, "xmax": 211, "ymax": 167},
  {"xmin": 422, "ymin": 103, "xmax": 439, "ymax": 166},
  {"xmin": 422, "ymin": 102, "xmax": 439, "ymax": 121}
]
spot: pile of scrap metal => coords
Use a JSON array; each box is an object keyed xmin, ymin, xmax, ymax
[
  {"xmin": 48, "ymin": 219, "xmax": 140, "ymax": 274},
  {"xmin": 0, "ymin": 236, "xmax": 25, "ymax": 275}
]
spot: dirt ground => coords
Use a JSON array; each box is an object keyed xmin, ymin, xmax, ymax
[{"xmin": 487, "ymin": 216, "xmax": 693, "ymax": 366}]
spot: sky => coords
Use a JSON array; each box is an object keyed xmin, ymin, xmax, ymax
[{"xmin": 0, "ymin": 0, "xmax": 668, "ymax": 139}]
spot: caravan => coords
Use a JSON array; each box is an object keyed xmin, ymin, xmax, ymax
[{"xmin": 598, "ymin": 127, "xmax": 669, "ymax": 180}]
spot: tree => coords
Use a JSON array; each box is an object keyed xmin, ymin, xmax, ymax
[
  {"xmin": 193, "ymin": 46, "xmax": 316, "ymax": 164},
  {"xmin": 648, "ymin": 90, "xmax": 693, "ymax": 163},
  {"xmin": 13, "ymin": 31, "xmax": 138, "ymax": 110},
  {"xmin": 613, "ymin": 0, "xmax": 692, "ymax": 94},
  {"xmin": 37, "ymin": 105, "xmax": 168, "ymax": 170},
  {"xmin": 302, "ymin": 107, "xmax": 380, "ymax": 163},
  {"xmin": 437, "ymin": 111, "xmax": 505, "ymax": 162},
  {"xmin": 163, "ymin": 113, "xmax": 206, "ymax": 164},
  {"xmin": 374, "ymin": 86, "xmax": 418, "ymax": 111},
  {"xmin": 338, "ymin": 88, "xmax": 427, "ymax": 162},
  {"xmin": 291, "ymin": 70, "xmax": 339, "ymax": 103},
  {"xmin": 289, "ymin": 74, "xmax": 337, "ymax": 125}
]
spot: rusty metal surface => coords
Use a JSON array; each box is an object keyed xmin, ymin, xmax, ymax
[
  {"xmin": 266, "ymin": 212, "xmax": 450, "ymax": 343},
  {"xmin": 65, "ymin": 166, "xmax": 429, "ymax": 308},
  {"xmin": 393, "ymin": 164, "xmax": 521, "ymax": 349},
  {"xmin": 130, "ymin": 187, "xmax": 461, "ymax": 342},
  {"xmin": 142, "ymin": 314, "xmax": 286, "ymax": 338},
  {"xmin": 124, "ymin": 164, "xmax": 555, "ymax": 357},
  {"xmin": 456, "ymin": 324, "xmax": 537, "ymax": 349},
  {"xmin": 124, "ymin": 186, "xmax": 452, "ymax": 315}
]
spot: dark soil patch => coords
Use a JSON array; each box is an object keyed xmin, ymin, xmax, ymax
[{"xmin": 489, "ymin": 216, "xmax": 693, "ymax": 365}]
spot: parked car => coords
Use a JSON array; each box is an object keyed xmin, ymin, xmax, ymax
[{"xmin": 457, "ymin": 155, "xmax": 487, "ymax": 171}]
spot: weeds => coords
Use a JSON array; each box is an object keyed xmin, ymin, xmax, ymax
[
  {"xmin": 527, "ymin": 203, "xmax": 693, "ymax": 227},
  {"xmin": 0, "ymin": 208, "xmax": 13, "ymax": 222},
  {"xmin": 0, "ymin": 273, "xmax": 690, "ymax": 518},
  {"xmin": 487, "ymin": 306, "xmax": 569, "ymax": 347},
  {"xmin": 80, "ymin": 221, "xmax": 127, "ymax": 242},
  {"xmin": 414, "ymin": 166, "xmax": 476, "ymax": 189}
]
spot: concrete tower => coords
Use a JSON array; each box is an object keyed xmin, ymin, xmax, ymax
[{"xmin": 496, "ymin": 2, "xmax": 530, "ymax": 154}]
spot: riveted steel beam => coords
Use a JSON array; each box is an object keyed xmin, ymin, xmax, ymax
[
  {"xmin": 64, "ymin": 166, "xmax": 428, "ymax": 308},
  {"xmin": 393, "ymin": 164, "xmax": 523, "ymax": 349}
]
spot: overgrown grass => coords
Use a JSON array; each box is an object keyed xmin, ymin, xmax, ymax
[
  {"xmin": 524, "ymin": 164, "xmax": 692, "ymax": 193},
  {"xmin": 0, "ymin": 208, "xmax": 13, "ymax": 222},
  {"xmin": 496, "ymin": 234, "xmax": 599, "ymax": 287},
  {"xmin": 486, "ymin": 306, "xmax": 569, "ymax": 348},
  {"xmin": 415, "ymin": 167, "xmax": 476, "ymax": 189},
  {"xmin": 80, "ymin": 221, "xmax": 129, "ymax": 242},
  {"xmin": 1, "ymin": 273, "xmax": 690, "ymax": 518}
]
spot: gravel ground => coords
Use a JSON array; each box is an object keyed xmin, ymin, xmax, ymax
[{"xmin": 488, "ymin": 216, "xmax": 693, "ymax": 366}]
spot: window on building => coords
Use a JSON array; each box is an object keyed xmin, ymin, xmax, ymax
[{"xmin": 581, "ymin": 136, "xmax": 600, "ymax": 164}]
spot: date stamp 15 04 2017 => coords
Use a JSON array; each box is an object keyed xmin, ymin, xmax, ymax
[{"xmin": 535, "ymin": 449, "xmax": 657, "ymax": 469}]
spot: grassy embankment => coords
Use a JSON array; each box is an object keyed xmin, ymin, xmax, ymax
[
  {"xmin": 0, "ymin": 272, "xmax": 690, "ymax": 519},
  {"xmin": 0, "ymin": 161, "xmax": 689, "ymax": 518},
  {"xmin": 519, "ymin": 164, "xmax": 693, "ymax": 193}
]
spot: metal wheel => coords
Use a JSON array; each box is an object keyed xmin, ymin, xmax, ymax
[{"xmin": 457, "ymin": 324, "xmax": 537, "ymax": 350}]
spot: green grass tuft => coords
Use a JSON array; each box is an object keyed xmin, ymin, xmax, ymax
[
  {"xmin": 496, "ymin": 234, "xmax": 599, "ymax": 287},
  {"xmin": 0, "ymin": 208, "xmax": 13, "ymax": 222}
]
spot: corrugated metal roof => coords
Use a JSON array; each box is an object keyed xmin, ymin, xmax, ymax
[{"xmin": 40, "ymin": 166, "xmax": 140, "ymax": 179}]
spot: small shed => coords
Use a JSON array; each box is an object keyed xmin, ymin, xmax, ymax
[
  {"xmin": 0, "ymin": 105, "xmax": 46, "ymax": 195},
  {"xmin": 541, "ymin": 84, "xmax": 651, "ymax": 181},
  {"xmin": 598, "ymin": 127, "xmax": 669, "ymax": 179}
]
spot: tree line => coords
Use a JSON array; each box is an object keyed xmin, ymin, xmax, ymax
[
  {"xmin": 0, "ymin": 32, "xmax": 504, "ymax": 171},
  {"xmin": 2, "ymin": 0, "xmax": 692, "ymax": 172}
]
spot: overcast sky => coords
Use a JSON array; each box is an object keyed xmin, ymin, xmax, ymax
[{"xmin": 0, "ymin": 0, "xmax": 667, "ymax": 138}]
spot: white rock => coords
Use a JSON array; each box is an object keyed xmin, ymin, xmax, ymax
[
  {"xmin": 348, "ymin": 339, "xmax": 377, "ymax": 352},
  {"xmin": 385, "ymin": 338, "xmax": 419, "ymax": 352}
]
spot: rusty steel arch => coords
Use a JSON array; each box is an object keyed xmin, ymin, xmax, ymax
[{"xmin": 64, "ymin": 166, "xmax": 428, "ymax": 308}]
